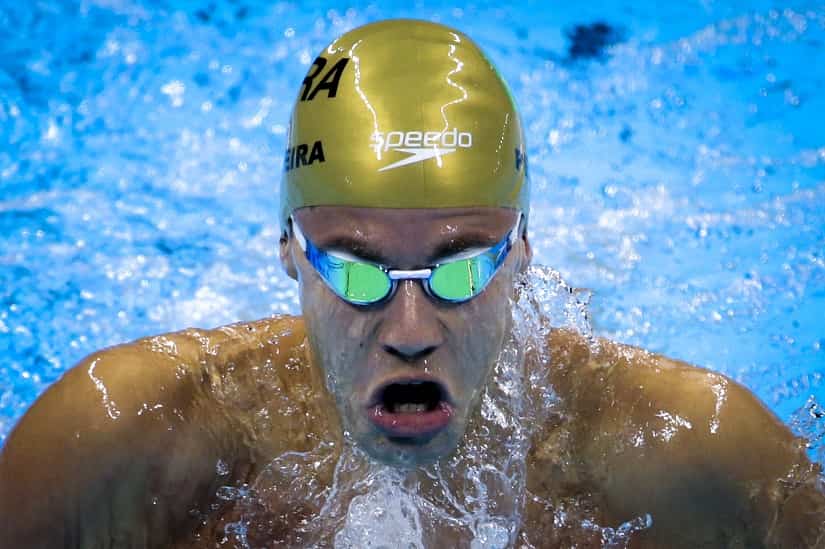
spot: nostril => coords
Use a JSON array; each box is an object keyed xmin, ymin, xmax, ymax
[{"xmin": 383, "ymin": 344, "xmax": 438, "ymax": 362}]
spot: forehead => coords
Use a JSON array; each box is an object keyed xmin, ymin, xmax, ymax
[
  {"xmin": 294, "ymin": 206, "xmax": 516, "ymax": 237},
  {"xmin": 292, "ymin": 206, "xmax": 518, "ymax": 264}
]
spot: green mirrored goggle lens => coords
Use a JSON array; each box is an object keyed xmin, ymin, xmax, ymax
[
  {"xmin": 325, "ymin": 257, "xmax": 392, "ymax": 304},
  {"xmin": 429, "ymin": 255, "xmax": 496, "ymax": 301}
]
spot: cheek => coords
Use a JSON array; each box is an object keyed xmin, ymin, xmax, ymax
[
  {"xmin": 297, "ymin": 266, "xmax": 372, "ymax": 388},
  {"xmin": 451, "ymin": 274, "xmax": 514, "ymax": 386},
  {"xmin": 298, "ymin": 269, "xmax": 345, "ymax": 358}
]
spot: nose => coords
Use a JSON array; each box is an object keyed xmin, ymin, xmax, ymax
[{"xmin": 378, "ymin": 280, "xmax": 445, "ymax": 362}]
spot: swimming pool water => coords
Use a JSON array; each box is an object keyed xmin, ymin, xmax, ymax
[{"xmin": 1, "ymin": 1, "xmax": 823, "ymax": 445}]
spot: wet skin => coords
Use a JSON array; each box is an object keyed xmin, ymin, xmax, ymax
[
  {"xmin": 282, "ymin": 206, "xmax": 531, "ymax": 466},
  {"xmin": 1, "ymin": 206, "xmax": 825, "ymax": 548}
]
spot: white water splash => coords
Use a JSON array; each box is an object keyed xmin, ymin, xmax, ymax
[
  {"xmin": 219, "ymin": 266, "xmax": 651, "ymax": 548},
  {"xmin": 790, "ymin": 395, "xmax": 825, "ymax": 466}
]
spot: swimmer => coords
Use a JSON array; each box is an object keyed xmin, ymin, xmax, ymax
[{"xmin": 2, "ymin": 19, "xmax": 824, "ymax": 548}]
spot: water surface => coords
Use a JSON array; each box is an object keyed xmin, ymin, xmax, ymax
[{"xmin": 1, "ymin": 0, "xmax": 823, "ymax": 453}]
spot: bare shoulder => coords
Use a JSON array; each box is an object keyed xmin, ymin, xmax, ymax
[
  {"xmin": 580, "ymin": 336, "xmax": 804, "ymax": 472},
  {"xmin": 0, "ymin": 314, "xmax": 312, "ymax": 548},
  {"xmin": 540, "ymin": 330, "xmax": 825, "ymax": 547},
  {"xmin": 2, "ymin": 314, "xmax": 308, "ymax": 445}
]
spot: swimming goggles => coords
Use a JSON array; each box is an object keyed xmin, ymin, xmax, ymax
[{"xmin": 291, "ymin": 214, "xmax": 522, "ymax": 306}]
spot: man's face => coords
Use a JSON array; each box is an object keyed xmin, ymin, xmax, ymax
[{"xmin": 281, "ymin": 206, "xmax": 531, "ymax": 465}]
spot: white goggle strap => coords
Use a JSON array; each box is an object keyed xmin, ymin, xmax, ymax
[
  {"xmin": 509, "ymin": 212, "xmax": 522, "ymax": 246},
  {"xmin": 290, "ymin": 217, "xmax": 308, "ymax": 252}
]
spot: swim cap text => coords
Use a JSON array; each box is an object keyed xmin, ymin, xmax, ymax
[
  {"xmin": 370, "ymin": 129, "xmax": 473, "ymax": 172},
  {"xmin": 284, "ymin": 140, "xmax": 326, "ymax": 172},
  {"xmin": 301, "ymin": 57, "xmax": 349, "ymax": 101},
  {"xmin": 370, "ymin": 129, "xmax": 473, "ymax": 153}
]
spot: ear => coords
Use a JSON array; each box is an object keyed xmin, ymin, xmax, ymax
[{"xmin": 279, "ymin": 223, "xmax": 298, "ymax": 280}]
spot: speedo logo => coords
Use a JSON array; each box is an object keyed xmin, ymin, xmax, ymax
[{"xmin": 370, "ymin": 129, "xmax": 473, "ymax": 172}]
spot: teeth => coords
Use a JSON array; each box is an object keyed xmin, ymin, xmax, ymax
[{"xmin": 395, "ymin": 403, "xmax": 428, "ymax": 413}]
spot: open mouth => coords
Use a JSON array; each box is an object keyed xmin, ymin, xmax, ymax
[{"xmin": 367, "ymin": 379, "xmax": 454, "ymax": 441}]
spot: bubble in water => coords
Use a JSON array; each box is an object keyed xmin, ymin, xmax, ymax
[
  {"xmin": 216, "ymin": 458, "xmax": 230, "ymax": 476},
  {"xmin": 470, "ymin": 519, "xmax": 510, "ymax": 549}
]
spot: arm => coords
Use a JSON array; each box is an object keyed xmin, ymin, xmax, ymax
[{"xmin": 0, "ymin": 316, "xmax": 307, "ymax": 548}]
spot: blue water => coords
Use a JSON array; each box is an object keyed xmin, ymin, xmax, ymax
[{"xmin": 0, "ymin": 1, "xmax": 823, "ymax": 444}]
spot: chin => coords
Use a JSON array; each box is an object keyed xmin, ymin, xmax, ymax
[{"xmin": 353, "ymin": 426, "xmax": 464, "ymax": 468}]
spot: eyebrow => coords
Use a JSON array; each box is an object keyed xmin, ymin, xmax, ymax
[
  {"xmin": 430, "ymin": 233, "xmax": 499, "ymax": 262},
  {"xmin": 319, "ymin": 235, "xmax": 387, "ymax": 263},
  {"xmin": 317, "ymin": 231, "xmax": 502, "ymax": 265}
]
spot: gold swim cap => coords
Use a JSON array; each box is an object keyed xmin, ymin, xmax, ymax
[{"xmin": 279, "ymin": 19, "xmax": 529, "ymax": 230}]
